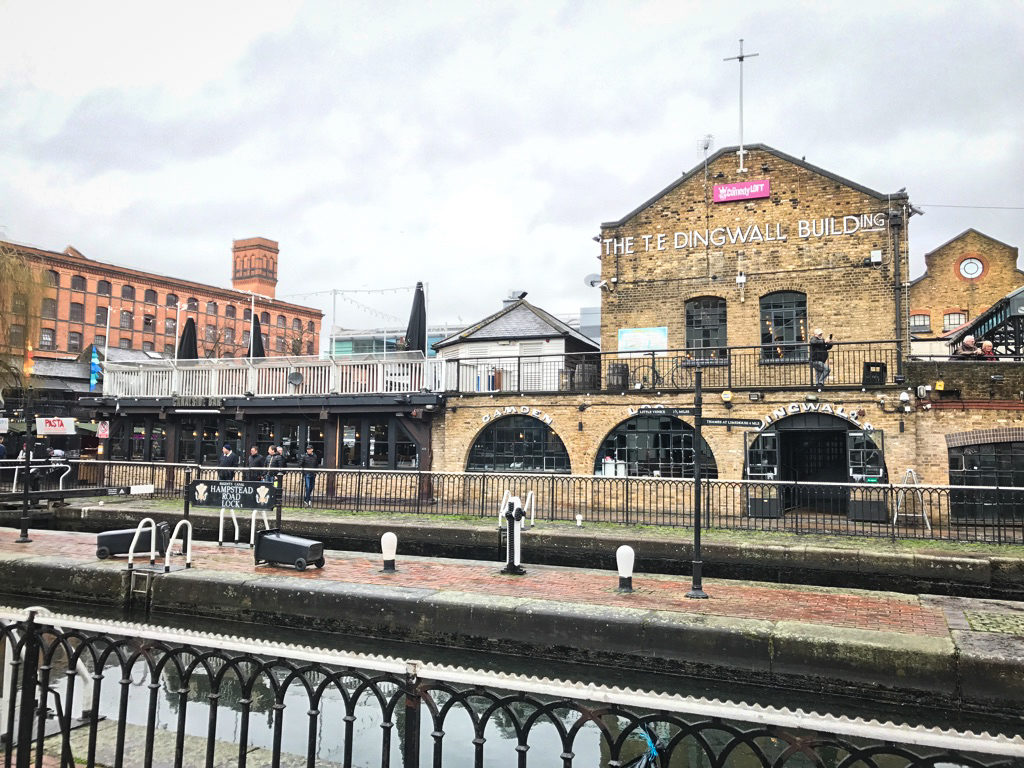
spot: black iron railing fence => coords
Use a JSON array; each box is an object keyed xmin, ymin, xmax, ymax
[
  {"xmin": 1, "ymin": 609, "xmax": 1019, "ymax": 768},
  {"xmin": 445, "ymin": 339, "xmax": 901, "ymax": 394},
  {"xmin": 6, "ymin": 461, "xmax": 1023, "ymax": 544}
]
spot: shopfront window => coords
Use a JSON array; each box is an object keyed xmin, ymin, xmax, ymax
[
  {"xmin": 948, "ymin": 441, "xmax": 1024, "ymax": 522},
  {"xmin": 468, "ymin": 416, "xmax": 570, "ymax": 473},
  {"xmin": 595, "ymin": 415, "xmax": 717, "ymax": 478},
  {"xmin": 760, "ymin": 291, "xmax": 807, "ymax": 361},
  {"xmin": 368, "ymin": 420, "xmax": 389, "ymax": 467}
]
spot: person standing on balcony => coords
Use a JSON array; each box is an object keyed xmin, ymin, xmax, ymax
[
  {"xmin": 809, "ymin": 328, "xmax": 834, "ymax": 391},
  {"xmin": 299, "ymin": 445, "xmax": 319, "ymax": 507},
  {"xmin": 981, "ymin": 340, "xmax": 998, "ymax": 360},
  {"xmin": 246, "ymin": 445, "xmax": 265, "ymax": 479},
  {"xmin": 218, "ymin": 444, "xmax": 239, "ymax": 481}
]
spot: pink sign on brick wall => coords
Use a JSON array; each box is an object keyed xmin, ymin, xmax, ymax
[{"xmin": 713, "ymin": 179, "xmax": 771, "ymax": 203}]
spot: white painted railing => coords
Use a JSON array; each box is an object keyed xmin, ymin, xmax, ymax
[{"xmin": 101, "ymin": 355, "xmax": 447, "ymax": 398}]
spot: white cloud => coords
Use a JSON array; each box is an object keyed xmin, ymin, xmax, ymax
[{"xmin": 1, "ymin": 0, "xmax": 1022, "ymax": 335}]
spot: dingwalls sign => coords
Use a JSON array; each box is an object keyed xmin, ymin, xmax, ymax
[
  {"xmin": 481, "ymin": 406, "xmax": 553, "ymax": 425},
  {"xmin": 760, "ymin": 402, "xmax": 874, "ymax": 432}
]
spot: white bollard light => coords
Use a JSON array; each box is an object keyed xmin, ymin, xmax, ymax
[
  {"xmin": 381, "ymin": 531, "xmax": 398, "ymax": 572},
  {"xmin": 575, "ymin": 514, "xmax": 583, "ymax": 528},
  {"xmin": 616, "ymin": 545, "xmax": 635, "ymax": 592}
]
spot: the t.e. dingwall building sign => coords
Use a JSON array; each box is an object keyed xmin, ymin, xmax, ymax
[
  {"xmin": 601, "ymin": 211, "xmax": 888, "ymax": 256},
  {"xmin": 482, "ymin": 406, "xmax": 554, "ymax": 425}
]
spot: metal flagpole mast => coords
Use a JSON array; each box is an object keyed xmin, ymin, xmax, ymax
[{"xmin": 724, "ymin": 38, "xmax": 758, "ymax": 173}]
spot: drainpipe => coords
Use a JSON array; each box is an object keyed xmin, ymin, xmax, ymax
[{"xmin": 889, "ymin": 209, "xmax": 904, "ymax": 378}]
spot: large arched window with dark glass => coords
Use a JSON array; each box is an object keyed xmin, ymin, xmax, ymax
[
  {"xmin": 685, "ymin": 296, "xmax": 727, "ymax": 360},
  {"xmin": 467, "ymin": 416, "xmax": 570, "ymax": 473},
  {"xmin": 760, "ymin": 291, "xmax": 807, "ymax": 361},
  {"xmin": 121, "ymin": 285, "xmax": 135, "ymax": 300},
  {"xmin": 594, "ymin": 415, "xmax": 717, "ymax": 478}
]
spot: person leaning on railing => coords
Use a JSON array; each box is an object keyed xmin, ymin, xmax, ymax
[{"xmin": 951, "ymin": 335, "xmax": 984, "ymax": 360}]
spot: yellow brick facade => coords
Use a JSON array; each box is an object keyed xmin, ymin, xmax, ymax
[
  {"xmin": 598, "ymin": 145, "xmax": 910, "ymax": 353},
  {"xmin": 907, "ymin": 229, "xmax": 1023, "ymax": 337}
]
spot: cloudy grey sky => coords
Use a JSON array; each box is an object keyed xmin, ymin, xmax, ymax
[{"xmin": 2, "ymin": 0, "xmax": 1022, "ymax": 334}]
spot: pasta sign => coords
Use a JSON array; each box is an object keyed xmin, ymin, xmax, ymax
[{"xmin": 35, "ymin": 417, "xmax": 77, "ymax": 436}]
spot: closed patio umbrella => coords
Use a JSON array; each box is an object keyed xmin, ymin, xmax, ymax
[
  {"xmin": 405, "ymin": 282, "xmax": 426, "ymax": 355},
  {"xmin": 177, "ymin": 317, "xmax": 199, "ymax": 360},
  {"xmin": 248, "ymin": 315, "xmax": 266, "ymax": 358}
]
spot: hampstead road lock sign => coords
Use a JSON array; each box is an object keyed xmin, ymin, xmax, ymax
[{"xmin": 188, "ymin": 480, "xmax": 277, "ymax": 510}]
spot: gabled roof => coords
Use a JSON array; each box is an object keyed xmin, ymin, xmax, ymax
[
  {"xmin": 923, "ymin": 228, "xmax": 1019, "ymax": 258},
  {"xmin": 602, "ymin": 143, "xmax": 908, "ymax": 228},
  {"xmin": 433, "ymin": 300, "xmax": 599, "ymax": 350},
  {"xmin": 908, "ymin": 228, "xmax": 1022, "ymax": 287}
]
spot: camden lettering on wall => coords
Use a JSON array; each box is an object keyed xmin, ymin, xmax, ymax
[
  {"xmin": 602, "ymin": 212, "xmax": 888, "ymax": 256},
  {"xmin": 760, "ymin": 402, "xmax": 873, "ymax": 432},
  {"xmin": 482, "ymin": 406, "xmax": 553, "ymax": 425}
]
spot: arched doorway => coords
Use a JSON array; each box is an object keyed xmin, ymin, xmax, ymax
[
  {"xmin": 466, "ymin": 415, "xmax": 570, "ymax": 473},
  {"xmin": 745, "ymin": 412, "xmax": 885, "ymax": 516},
  {"xmin": 594, "ymin": 415, "xmax": 718, "ymax": 478}
]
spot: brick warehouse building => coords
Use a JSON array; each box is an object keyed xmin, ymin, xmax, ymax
[
  {"xmin": 1, "ymin": 237, "xmax": 322, "ymax": 361},
  {"xmin": 430, "ymin": 144, "xmax": 1024, "ymax": 518}
]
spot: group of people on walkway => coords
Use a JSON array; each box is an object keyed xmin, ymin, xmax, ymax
[
  {"xmin": 217, "ymin": 443, "xmax": 321, "ymax": 506},
  {"xmin": 951, "ymin": 335, "xmax": 998, "ymax": 360}
]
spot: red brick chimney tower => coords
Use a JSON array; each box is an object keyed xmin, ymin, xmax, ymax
[{"xmin": 232, "ymin": 237, "xmax": 279, "ymax": 298}]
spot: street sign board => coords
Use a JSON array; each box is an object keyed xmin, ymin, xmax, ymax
[
  {"xmin": 701, "ymin": 417, "xmax": 764, "ymax": 429},
  {"xmin": 188, "ymin": 480, "xmax": 277, "ymax": 510},
  {"xmin": 35, "ymin": 417, "xmax": 77, "ymax": 436},
  {"xmin": 629, "ymin": 407, "xmax": 694, "ymax": 417}
]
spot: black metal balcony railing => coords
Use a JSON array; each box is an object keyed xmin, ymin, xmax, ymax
[{"xmin": 446, "ymin": 340, "xmax": 901, "ymax": 394}]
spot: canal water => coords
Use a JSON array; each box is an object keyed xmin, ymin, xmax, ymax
[{"xmin": 5, "ymin": 597, "xmax": 1022, "ymax": 767}]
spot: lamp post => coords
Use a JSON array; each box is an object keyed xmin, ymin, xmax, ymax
[{"xmin": 686, "ymin": 368, "xmax": 708, "ymax": 599}]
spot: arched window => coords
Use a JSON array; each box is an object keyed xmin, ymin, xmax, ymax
[
  {"xmin": 40, "ymin": 298, "xmax": 57, "ymax": 319},
  {"xmin": 292, "ymin": 318, "xmax": 302, "ymax": 331},
  {"xmin": 307, "ymin": 320, "xmax": 315, "ymax": 333},
  {"xmin": 595, "ymin": 415, "xmax": 717, "ymax": 478},
  {"xmin": 276, "ymin": 315, "xmax": 286, "ymax": 328},
  {"xmin": 165, "ymin": 293, "xmax": 178, "ymax": 307},
  {"xmin": 760, "ymin": 291, "xmax": 807, "ymax": 361},
  {"xmin": 260, "ymin": 311, "xmax": 270, "ymax": 325},
  {"xmin": 97, "ymin": 280, "xmax": 111, "ymax": 296},
  {"xmin": 186, "ymin": 297, "xmax": 198, "ymax": 311},
  {"xmin": 71, "ymin": 275, "xmax": 87, "ymax": 291},
  {"xmin": 306, "ymin": 341, "xmax": 314, "ymax": 355},
  {"xmin": 120, "ymin": 310, "xmax": 133, "ymax": 329},
  {"xmin": 275, "ymin": 337, "xmax": 285, "ymax": 352},
  {"xmin": 685, "ymin": 296, "xmax": 727, "ymax": 359},
  {"xmin": 243, "ymin": 308, "xmax": 252, "ymax": 321},
  {"xmin": 206, "ymin": 301, "xmax": 218, "ymax": 315},
  {"xmin": 144, "ymin": 289, "xmax": 158, "ymax": 303},
  {"xmin": 225, "ymin": 305, "xmax": 236, "ymax": 318},
  {"xmin": 45, "ymin": 270, "xmax": 59, "ymax": 287},
  {"xmin": 69, "ymin": 302, "xmax": 84, "ymax": 323},
  {"xmin": 467, "ymin": 416, "xmax": 570, "ymax": 473},
  {"xmin": 121, "ymin": 285, "xmax": 135, "ymax": 300}
]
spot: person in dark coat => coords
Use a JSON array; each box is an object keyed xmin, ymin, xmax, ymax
[
  {"xmin": 246, "ymin": 445, "xmax": 265, "ymax": 479},
  {"xmin": 0, "ymin": 437, "xmax": 7, "ymax": 461},
  {"xmin": 263, "ymin": 444, "xmax": 280, "ymax": 482},
  {"xmin": 218, "ymin": 444, "xmax": 240, "ymax": 481},
  {"xmin": 298, "ymin": 445, "xmax": 320, "ymax": 506},
  {"xmin": 809, "ymin": 328, "xmax": 835, "ymax": 391}
]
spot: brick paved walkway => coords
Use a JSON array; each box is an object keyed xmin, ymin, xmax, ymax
[{"xmin": 0, "ymin": 527, "xmax": 950, "ymax": 637}]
